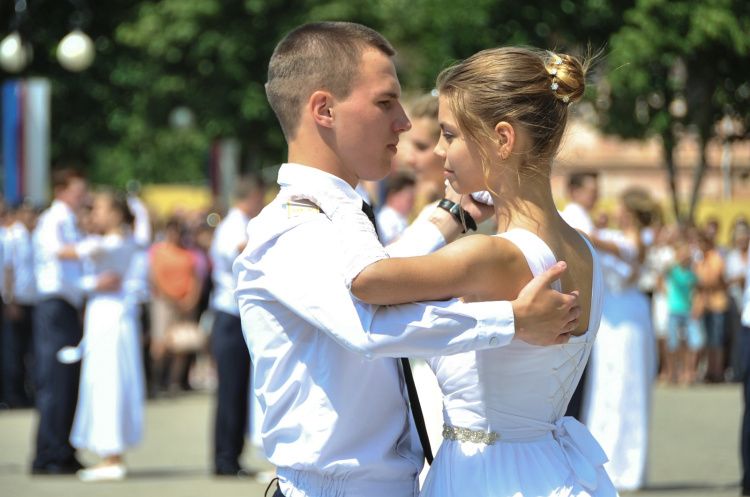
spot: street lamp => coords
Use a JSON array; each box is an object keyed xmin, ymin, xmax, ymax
[
  {"xmin": 56, "ymin": 29, "xmax": 95, "ymax": 72},
  {"xmin": 0, "ymin": 0, "xmax": 95, "ymax": 73}
]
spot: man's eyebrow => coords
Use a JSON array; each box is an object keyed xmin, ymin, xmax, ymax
[{"xmin": 377, "ymin": 92, "xmax": 399, "ymax": 99}]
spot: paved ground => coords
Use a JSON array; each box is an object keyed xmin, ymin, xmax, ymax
[{"xmin": 0, "ymin": 383, "xmax": 743, "ymax": 497}]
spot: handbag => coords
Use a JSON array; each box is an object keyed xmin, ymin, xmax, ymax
[{"xmin": 166, "ymin": 320, "xmax": 207, "ymax": 353}]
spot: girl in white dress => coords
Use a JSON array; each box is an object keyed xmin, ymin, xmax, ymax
[
  {"xmin": 62, "ymin": 191, "xmax": 144, "ymax": 481},
  {"xmin": 330, "ymin": 48, "xmax": 617, "ymax": 496},
  {"xmin": 583, "ymin": 189, "xmax": 657, "ymax": 491}
]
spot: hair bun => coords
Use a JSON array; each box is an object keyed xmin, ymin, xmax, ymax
[{"xmin": 545, "ymin": 52, "xmax": 586, "ymax": 104}]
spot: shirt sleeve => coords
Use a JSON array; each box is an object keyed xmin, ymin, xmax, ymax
[
  {"xmin": 386, "ymin": 220, "xmax": 446, "ymax": 257},
  {"xmin": 236, "ymin": 215, "xmax": 514, "ymax": 361}
]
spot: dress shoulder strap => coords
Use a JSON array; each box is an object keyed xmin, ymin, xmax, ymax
[{"xmin": 496, "ymin": 229, "xmax": 561, "ymax": 292}]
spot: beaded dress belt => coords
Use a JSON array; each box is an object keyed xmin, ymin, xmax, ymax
[{"xmin": 442, "ymin": 424, "xmax": 500, "ymax": 445}]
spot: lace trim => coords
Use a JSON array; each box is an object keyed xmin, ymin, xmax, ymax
[{"xmin": 442, "ymin": 424, "xmax": 500, "ymax": 445}]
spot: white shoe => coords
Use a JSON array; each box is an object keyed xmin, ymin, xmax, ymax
[{"xmin": 77, "ymin": 464, "xmax": 127, "ymax": 482}]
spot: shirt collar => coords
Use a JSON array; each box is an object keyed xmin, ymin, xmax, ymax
[{"xmin": 277, "ymin": 163, "xmax": 363, "ymax": 205}]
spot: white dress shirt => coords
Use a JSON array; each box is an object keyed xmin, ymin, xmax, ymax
[
  {"xmin": 560, "ymin": 202, "xmax": 594, "ymax": 235},
  {"xmin": 33, "ymin": 200, "xmax": 87, "ymax": 308},
  {"xmin": 376, "ymin": 204, "xmax": 408, "ymax": 245},
  {"xmin": 210, "ymin": 207, "xmax": 249, "ymax": 316},
  {"xmin": 3, "ymin": 221, "xmax": 37, "ymax": 305},
  {"xmin": 234, "ymin": 163, "xmax": 515, "ymax": 497}
]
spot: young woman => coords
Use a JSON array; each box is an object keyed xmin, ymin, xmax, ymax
[
  {"xmin": 582, "ymin": 188, "xmax": 657, "ymax": 491},
  {"xmin": 328, "ymin": 47, "xmax": 616, "ymax": 496},
  {"xmin": 64, "ymin": 191, "xmax": 144, "ymax": 481}
]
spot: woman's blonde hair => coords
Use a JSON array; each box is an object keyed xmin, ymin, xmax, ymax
[{"xmin": 437, "ymin": 47, "xmax": 587, "ymax": 184}]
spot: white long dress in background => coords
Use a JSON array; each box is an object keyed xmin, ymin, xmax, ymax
[
  {"xmin": 421, "ymin": 229, "xmax": 617, "ymax": 497},
  {"xmin": 70, "ymin": 233, "xmax": 145, "ymax": 457},
  {"xmin": 583, "ymin": 229, "xmax": 656, "ymax": 491}
]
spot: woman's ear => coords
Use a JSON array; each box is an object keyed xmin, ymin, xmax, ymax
[
  {"xmin": 310, "ymin": 91, "xmax": 335, "ymax": 128},
  {"xmin": 493, "ymin": 121, "xmax": 515, "ymax": 160}
]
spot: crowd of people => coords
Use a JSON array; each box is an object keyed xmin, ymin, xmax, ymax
[
  {"xmin": 0, "ymin": 168, "xmax": 267, "ymax": 481},
  {"xmin": 0, "ymin": 19, "xmax": 748, "ymax": 497}
]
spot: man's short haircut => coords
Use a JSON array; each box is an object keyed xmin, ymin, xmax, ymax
[
  {"xmin": 234, "ymin": 173, "xmax": 265, "ymax": 201},
  {"xmin": 385, "ymin": 171, "xmax": 416, "ymax": 198},
  {"xmin": 52, "ymin": 167, "xmax": 85, "ymax": 192},
  {"xmin": 265, "ymin": 21, "xmax": 395, "ymax": 139},
  {"xmin": 567, "ymin": 171, "xmax": 598, "ymax": 191}
]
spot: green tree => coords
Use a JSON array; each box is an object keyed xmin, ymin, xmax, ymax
[
  {"xmin": 1, "ymin": 0, "xmax": 631, "ymax": 187},
  {"xmin": 602, "ymin": 0, "xmax": 750, "ymax": 223}
]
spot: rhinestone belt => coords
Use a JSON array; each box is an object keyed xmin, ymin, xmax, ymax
[{"xmin": 442, "ymin": 424, "xmax": 500, "ymax": 445}]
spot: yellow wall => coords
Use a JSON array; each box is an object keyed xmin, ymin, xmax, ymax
[{"xmin": 141, "ymin": 184, "xmax": 213, "ymax": 219}]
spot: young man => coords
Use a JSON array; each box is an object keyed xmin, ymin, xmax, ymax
[
  {"xmin": 209, "ymin": 174, "xmax": 265, "ymax": 477},
  {"xmin": 560, "ymin": 171, "xmax": 598, "ymax": 235},
  {"xmin": 31, "ymin": 168, "xmax": 121, "ymax": 474},
  {"xmin": 234, "ymin": 22, "xmax": 580, "ymax": 497}
]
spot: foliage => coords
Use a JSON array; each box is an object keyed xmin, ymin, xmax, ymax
[
  {"xmin": 602, "ymin": 0, "xmax": 750, "ymax": 221},
  {"xmin": 2, "ymin": 0, "xmax": 747, "ymax": 203}
]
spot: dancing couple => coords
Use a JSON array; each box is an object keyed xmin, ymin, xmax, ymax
[{"xmin": 235, "ymin": 21, "xmax": 617, "ymax": 497}]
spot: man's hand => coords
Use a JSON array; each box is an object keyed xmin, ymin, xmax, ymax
[
  {"xmin": 511, "ymin": 261, "xmax": 580, "ymax": 345},
  {"xmin": 95, "ymin": 271, "xmax": 122, "ymax": 293}
]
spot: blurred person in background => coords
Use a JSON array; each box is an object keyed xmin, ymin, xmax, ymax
[
  {"xmin": 2, "ymin": 202, "xmax": 38, "ymax": 408},
  {"xmin": 375, "ymin": 171, "xmax": 416, "ymax": 245},
  {"xmin": 702, "ymin": 216, "xmax": 725, "ymax": 255},
  {"xmin": 404, "ymin": 93, "xmax": 444, "ymax": 220},
  {"xmin": 59, "ymin": 191, "xmax": 143, "ymax": 482},
  {"xmin": 560, "ymin": 171, "xmax": 598, "ymax": 235},
  {"xmin": 149, "ymin": 217, "xmax": 201, "ymax": 395},
  {"xmin": 560, "ymin": 171, "xmax": 598, "ymax": 421},
  {"xmin": 664, "ymin": 240, "xmax": 704, "ymax": 384},
  {"xmin": 726, "ymin": 221, "xmax": 749, "ymax": 382},
  {"xmin": 648, "ymin": 224, "xmax": 679, "ymax": 382},
  {"xmin": 209, "ymin": 174, "xmax": 265, "ymax": 477},
  {"xmin": 694, "ymin": 230, "xmax": 729, "ymax": 382},
  {"xmin": 126, "ymin": 180, "xmax": 154, "ymax": 394},
  {"xmin": 583, "ymin": 187, "xmax": 656, "ymax": 492},
  {"xmin": 31, "ymin": 168, "xmax": 121, "ymax": 475}
]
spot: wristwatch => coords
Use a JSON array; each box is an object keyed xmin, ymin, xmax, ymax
[{"xmin": 437, "ymin": 199, "xmax": 477, "ymax": 233}]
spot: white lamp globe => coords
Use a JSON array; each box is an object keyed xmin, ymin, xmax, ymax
[
  {"xmin": 0, "ymin": 31, "xmax": 31, "ymax": 73},
  {"xmin": 56, "ymin": 29, "xmax": 95, "ymax": 72}
]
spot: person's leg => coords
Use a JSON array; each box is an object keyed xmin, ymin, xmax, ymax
[
  {"xmin": 740, "ymin": 325, "xmax": 750, "ymax": 494},
  {"xmin": 3, "ymin": 307, "xmax": 26, "ymax": 407},
  {"xmin": 212, "ymin": 311, "xmax": 251, "ymax": 474},
  {"xmin": 20, "ymin": 305, "xmax": 35, "ymax": 405},
  {"xmin": 665, "ymin": 313, "xmax": 682, "ymax": 384},
  {"xmin": 32, "ymin": 299, "xmax": 82, "ymax": 471},
  {"xmin": 684, "ymin": 316, "xmax": 705, "ymax": 385}
]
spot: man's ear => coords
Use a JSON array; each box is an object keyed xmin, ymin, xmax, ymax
[
  {"xmin": 310, "ymin": 90, "xmax": 335, "ymax": 128},
  {"xmin": 493, "ymin": 121, "xmax": 515, "ymax": 160}
]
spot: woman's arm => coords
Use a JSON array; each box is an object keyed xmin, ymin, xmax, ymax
[{"xmin": 351, "ymin": 234, "xmax": 526, "ymax": 305}]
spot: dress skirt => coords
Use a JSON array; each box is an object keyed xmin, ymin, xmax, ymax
[{"xmin": 70, "ymin": 296, "xmax": 145, "ymax": 456}]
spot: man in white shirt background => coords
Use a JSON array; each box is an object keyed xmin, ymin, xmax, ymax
[
  {"xmin": 560, "ymin": 171, "xmax": 598, "ymax": 235},
  {"xmin": 376, "ymin": 171, "xmax": 415, "ymax": 244},
  {"xmin": 209, "ymin": 174, "xmax": 265, "ymax": 477},
  {"xmin": 234, "ymin": 22, "xmax": 581, "ymax": 497},
  {"xmin": 2, "ymin": 202, "xmax": 38, "ymax": 408},
  {"xmin": 560, "ymin": 171, "xmax": 599, "ymax": 421},
  {"xmin": 31, "ymin": 168, "xmax": 121, "ymax": 475}
]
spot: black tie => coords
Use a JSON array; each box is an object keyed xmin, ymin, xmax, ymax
[{"xmin": 361, "ymin": 201, "xmax": 434, "ymax": 465}]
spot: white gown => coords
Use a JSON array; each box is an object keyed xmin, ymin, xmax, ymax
[
  {"xmin": 582, "ymin": 229, "xmax": 655, "ymax": 491},
  {"xmin": 70, "ymin": 233, "xmax": 145, "ymax": 457},
  {"xmin": 421, "ymin": 229, "xmax": 617, "ymax": 497}
]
